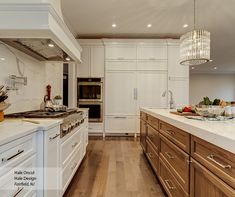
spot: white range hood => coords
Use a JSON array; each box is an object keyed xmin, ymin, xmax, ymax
[{"xmin": 0, "ymin": 0, "xmax": 82, "ymax": 62}]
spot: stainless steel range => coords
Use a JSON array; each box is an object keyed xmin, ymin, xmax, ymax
[{"xmin": 5, "ymin": 109, "xmax": 86, "ymax": 138}]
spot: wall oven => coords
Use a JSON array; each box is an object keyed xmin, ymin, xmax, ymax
[
  {"xmin": 78, "ymin": 102, "xmax": 103, "ymax": 122},
  {"xmin": 78, "ymin": 78, "xmax": 103, "ymax": 123},
  {"xmin": 78, "ymin": 78, "xmax": 103, "ymax": 102}
]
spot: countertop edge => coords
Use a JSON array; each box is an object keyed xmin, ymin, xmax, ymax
[{"xmin": 141, "ymin": 107, "xmax": 235, "ymax": 154}]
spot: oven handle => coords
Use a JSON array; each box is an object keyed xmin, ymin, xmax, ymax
[{"xmin": 78, "ymin": 82, "xmax": 102, "ymax": 86}]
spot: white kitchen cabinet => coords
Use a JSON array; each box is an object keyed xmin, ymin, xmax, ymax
[
  {"xmin": 105, "ymin": 60, "xmax": 136, "ymax": 71},
  {"xmin": 0, "ymin": 154, "xmax": 37, "ymax": 197},
  {"xmin": 77, "ymin": 46, "xmax": 90, "ymax": 77},
  {"xmin": 105, "ymin": 116, "xmax": 137, "ymax": 134},
  {"xmin": 137, "ymin": 60, "xmax": 167, "ymax": 71},
  {"xmin": 105, "ymin": 71, "xmax": 137, "ymax": 116},
  {"xmin": 167, "ymin": 43, "xmax": 189, "ymax": 106},
  {"xmin": 90, "ymin": 46, "xmax": 105, "ymax": 77},
  {"xmin": 137, "ymin": 45, "xmax": 167, "ymax": 60},
  {"xmin": 105, "ymin": 45, "xmax": 136, "ymax": 60},
  {"xmin": 137, "ymin": 71, "xmax": 168, "ymax": 113},
  {"xmin": 77, "ymin": 45, "xmax": 104, "ymax": 78},
  {"xmin": 43, "ymin": 126, "xmax": 61, "ymax": 197}
]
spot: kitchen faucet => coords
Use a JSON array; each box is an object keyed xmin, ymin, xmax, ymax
[{"xmin": 162, "ymin": 90, "xmax": 175, "ymax": 109}]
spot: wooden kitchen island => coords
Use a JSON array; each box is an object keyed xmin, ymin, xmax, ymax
[{"xmin": 140, "ymin": 108, "xmax": 235, "ymax": 197}]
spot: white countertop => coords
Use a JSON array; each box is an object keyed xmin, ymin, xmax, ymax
[
  {"xmin": 141, "ymin": 108, "xmax": 235, "ymax": 154},
  {"xmin": 0, "ymin": 118, "xmax": 62, "ymax": 146}
]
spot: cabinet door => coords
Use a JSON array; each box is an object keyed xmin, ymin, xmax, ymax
[
  {"xmin": 168, "ymin": 77, "xmax": 189, "ymax": 106},
  {"xmin": 190, "ymin": 159, "xmax": 235, "ymax": 197},
  {"xmin": 105, "ymin": 116, "xmax": 137, "ymax": 133},
  {"xmin": 90, "ymin": 46, "xmax": 104, "ymax": 77},
  {"xmin": 168, "ymin": 45, "xmax": 189, "ymax": 78},
  {"xmin": 77, "ymin": 46, "xmax": 90, "ymax": 77},
  {"xmin": 44, "ymin": 127, "xmax": 60, "ymax": 197},
  {"xmin": 105, "ymin": 45, "xmax": 136, "ymax": 60},
  {"xmin": 137, "ymin": 46, "xmax": 167, "ymax": 60},
  {"xmin": 105, "ymin": 71, "xmax": 137, "ymax": 115},
  {"xmin": 137, "ymin": 71, "xmax": 167, "ymax": 114}
]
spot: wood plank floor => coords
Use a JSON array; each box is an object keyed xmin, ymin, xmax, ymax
[{"xmin": 63, "ymin": 137, "xmax": 166, "ymax": 197}]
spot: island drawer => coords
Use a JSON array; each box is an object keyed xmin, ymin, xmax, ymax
[
  {"xmin": 191, "ymin": 136, "xmax": 235, "ymax": 188},
  {"xmin": 140, "ymin": 111, "xmax": 147, "ymax": 121},
  {"xmin": 146, "ymin": 115, "xmax": 159, "ymax": 130},
  {"xmin": 160, "ymin": 134, "xmax": 189, "ymax": 194},
  {"xmin": 61, "ymin": 128, "xmax": 82, "ymax": 167},
  {"xmin": 146, "ymin": 138, "xmax": 159, "ymax": 175},
  {"xmin": 159, "ymin": 158, "xmax": 187, "ymax": 197},
  {"xmin": 159, "ymin": 121, "xmax": 190, "ymax": 153},
  {"xmin": 146, "ymin": 124, "xmax": 160, "ymax": 153},
  {"xmin": 0, "ymin": 133, "xmax": 36, "ymax": 172}
]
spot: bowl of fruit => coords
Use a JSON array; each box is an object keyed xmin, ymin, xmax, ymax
[{"xmin": 195, "ymin": 97, "xmax": 226, "ymax": 117}]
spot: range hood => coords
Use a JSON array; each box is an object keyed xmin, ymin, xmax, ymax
[{"xmin": 0, "ymin": 1, "xmax": 82, "ymax": 62}]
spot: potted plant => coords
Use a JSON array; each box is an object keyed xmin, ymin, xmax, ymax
[{"xmin": 54, "ymin": 95, "xmax": 63, "ymax": 105}]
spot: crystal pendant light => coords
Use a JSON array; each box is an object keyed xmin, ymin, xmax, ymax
[{"xmin": 180, "ymin": 0, "xmax": 211, "ymax": 66}]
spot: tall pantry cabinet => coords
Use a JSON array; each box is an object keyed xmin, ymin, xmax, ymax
[{"xmin": 103, "ymin": 40, "xmax": 182, "ymax": 135}]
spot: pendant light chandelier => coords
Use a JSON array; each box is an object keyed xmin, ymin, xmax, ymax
[{"xmin": 180, "ymin": 0, "xmax": 211, "ymax": 66}]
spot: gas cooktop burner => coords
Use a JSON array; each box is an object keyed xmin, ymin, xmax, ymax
[{"xmin": 5, "ymin": 109, "xmax": 81, "ymax": 118}]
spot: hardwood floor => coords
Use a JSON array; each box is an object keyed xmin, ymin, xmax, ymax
[{"xmin": 63, "ymin": 137, "xmax": 166, "ymax": 197}]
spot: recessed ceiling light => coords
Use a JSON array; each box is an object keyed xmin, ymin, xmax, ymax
[
  {"xmin": 0, "ymin": 57, "xmax": 5, "ymax": 61},
  {"xmin": 65, "ymin": 56, "xmax": 71, "ymax": 61},
  {"xmin": 147, "ymin": 24, "xmax": 152, "ymax": 28},
  {"xmin": 191, "ymin": 66, "xmax": 195, "ymax": 70},
  {"xmin": 112, "ymin": 23, "xmax": 117, "ymax": 28},
  {"xmin": 213, "ymin": 66, "xmax": 218, "ymax": 70},
  {"xmin": 183, "ymin": 24, "xmax": 189, "ymax": 28},
  {"xmin": 48, "ymin": 43, "xmax": 55, "ymax": 48}
]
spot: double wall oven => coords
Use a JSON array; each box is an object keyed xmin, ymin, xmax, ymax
[{"xmin": 78, "ymin": 78, "xmax": 103, "ymax": 122}]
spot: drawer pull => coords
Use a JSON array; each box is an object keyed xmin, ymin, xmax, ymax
[
  {"xmin": 207, "ymin": 155, "xmax": 232, "ymax": 169},
  {"xmin": 49, "ymin": 133, "xmax": 60, "ymax": 141},
  {"xmin": 165, "ymin": 179, "xmax": 175, "ymax": 190},
  {"xmin": 2, "ymin": 150, "xmax": 24, "ymax": 163},
  {"xmin": 165, "ymin": 152, "xmax": 175, "ymax": 159},
  {"xmin": 13, "ymin": 187, "xmax": 24, "ymax": 197},
  {"xmin": 72, "ymin": 142, "xmax": 78, "ymax": 148},
  {"xmin": 166, "ymin": 129, "xmax": 175, "ymax": 135},
  {"xmin": 114, "ymin": 117, "xmax": 127, "ymax": 119}
]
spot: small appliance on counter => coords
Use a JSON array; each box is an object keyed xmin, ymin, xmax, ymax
[
  {"xmin": 41, "ymin": 84, "xmax": 67, "ymax": 112},
  {"xmin": 0, "ymin": 85, "xmax": 10, "ymax": 122}
]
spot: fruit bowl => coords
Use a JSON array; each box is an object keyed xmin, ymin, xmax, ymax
[
  {"xmin": 0, "ymin": 102, "xmax": 11, "ymax": 112},
  {"xmin": 195, "ymin": 106, "xmax": 225, "ymax": 117}
]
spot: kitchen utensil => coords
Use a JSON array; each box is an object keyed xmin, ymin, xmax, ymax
[
  {"xmin": 0, "ymin": 85, "xmax": 4, "ymax": 92},
  {"xmin": 0, "ymin": 102, "xmax": 11, "ymax": 111}
]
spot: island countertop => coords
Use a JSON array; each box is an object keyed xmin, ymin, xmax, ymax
[{"xmin": 141, "ymin": 108, "xmax": 235, "ymax": 154}]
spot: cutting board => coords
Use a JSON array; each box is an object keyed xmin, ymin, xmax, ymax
[{"xmin": 170, "ymin": 111, "xmax": 200, "ymax": 116}]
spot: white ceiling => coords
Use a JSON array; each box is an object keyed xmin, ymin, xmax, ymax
[{"xmin": 61, "ymin": 0, "xmax": 235, "ymax": 73}]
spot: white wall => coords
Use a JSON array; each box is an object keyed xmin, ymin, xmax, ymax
[
  {"xmin": 0, "ymin": 43, "xmax": 63, "ymax": 114},
  {"xmin": 190, "ymin": 74, "xmax": 235, "ymax": 104}
]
